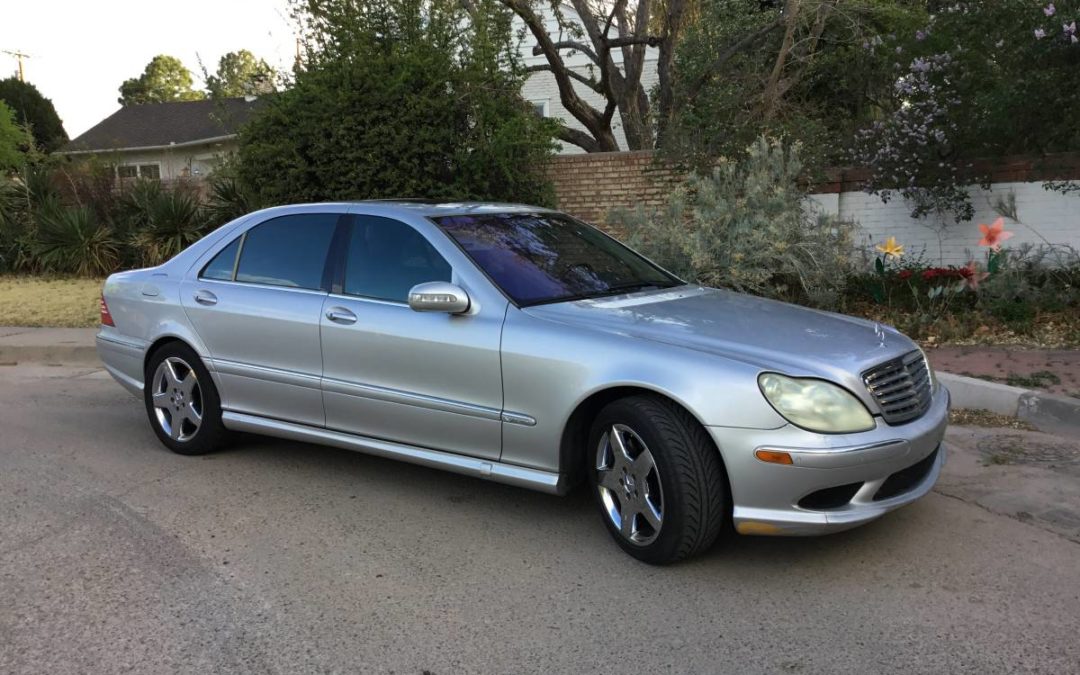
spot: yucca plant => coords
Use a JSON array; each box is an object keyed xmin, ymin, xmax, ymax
[
  {"xmin": 33, "ymin": 205, "xmax": 119, "ymax": 276},
  {"xmin": 205, "ymin": 172, "xmax": 261, "ymax": 225},
  {"xmin": 130, "ymin": 189, "xmax": 209, "ymax": 266}
]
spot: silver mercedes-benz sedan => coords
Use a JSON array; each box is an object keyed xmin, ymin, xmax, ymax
[{"xmin": 97, "ymin": 201, "xmax": 948, "ymax": 564}]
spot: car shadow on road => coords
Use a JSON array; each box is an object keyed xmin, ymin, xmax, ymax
[{"xmin": 212, "ymin": 433, "xmax": 912, "ymax": 571}]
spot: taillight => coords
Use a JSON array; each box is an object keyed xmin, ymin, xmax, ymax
[{"xmin": 100, "ymin": 294, "xmax": 115, "ymax": 327}]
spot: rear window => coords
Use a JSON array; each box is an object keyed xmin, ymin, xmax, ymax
[
  {"xmin": 234, "ymin": 214, "xmax": 338, "ymax": 290},
  {"xmin": 200, "ymin": 237, "xmax": 241, "ymax": 281}
]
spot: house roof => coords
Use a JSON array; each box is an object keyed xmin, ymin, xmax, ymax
[{"xmin": 60, "ymin": 97, "xmax": 265, "ymax": 154}]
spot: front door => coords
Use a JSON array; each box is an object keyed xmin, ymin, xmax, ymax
[
  {"xmin": 319, "ymin": 214, "xmax": 505, "ymax": 460},
  {"xmin": 181, "ymin": 212, "xmax": 340, "ymax": 427}
]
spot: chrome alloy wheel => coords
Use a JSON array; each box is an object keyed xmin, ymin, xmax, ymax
[
  {"xmin": 596, "ymin": 424, "xmax": 664, "ymax": 545},
  {"xmin": 151, "ymin": 357, "xmax": 203, "ymax": 442}
]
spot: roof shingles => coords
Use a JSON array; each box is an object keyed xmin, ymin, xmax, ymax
[{"xmin": 61, "ymin": 97, "xmax": 264, "ymax": 153}]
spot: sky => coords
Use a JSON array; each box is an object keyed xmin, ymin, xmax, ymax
[{"xmin": 1, "ymin": 0, "xmax": 297, "ymax": 139}]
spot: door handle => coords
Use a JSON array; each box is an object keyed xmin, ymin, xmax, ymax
[
  {"xmin": 325, "ymin": 307, "xmax": 358, "ymax": 324},
  {"xmin": 194, "ymin": 290, "xmax": 218, "ymax": 306}
]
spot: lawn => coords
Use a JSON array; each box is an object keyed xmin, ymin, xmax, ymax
[{"xmin": 0, "ymin": 276, "xmax": 103, "ymax": 328}]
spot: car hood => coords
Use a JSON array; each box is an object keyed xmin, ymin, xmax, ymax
[{"xmin": 523, "ymin": 285, "xmax": 916, "ymax": 387}]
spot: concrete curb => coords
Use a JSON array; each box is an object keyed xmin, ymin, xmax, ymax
[{"xmin": 938, "ymin": 371, "xmax": 1080, "ymax": 436}]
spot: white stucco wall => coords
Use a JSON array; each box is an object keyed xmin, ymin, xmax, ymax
[
  {"xmin": 808, "ymin": 181, "xmax": 1080, "ymax": 266},
  {"xmin": 516, "ymin": 7, "xmax": 659, "ymax": 155},
  {"xmin": 96, "ymin": 139, "xmax": 238, "ymax": 181}
]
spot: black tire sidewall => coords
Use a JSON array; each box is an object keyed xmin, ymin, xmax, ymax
[
  {"xmin": 143, "ymin": 342, "xmax": 224, "ymax": 456},
  {"xmin": 586, "ymin": 397, "xmax": 719, "ymax": 564}
]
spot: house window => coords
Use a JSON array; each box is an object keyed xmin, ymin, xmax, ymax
[
  {"xmin": 531, "ymin": 100, "xmax": 549, "ymax": 117},
  {"xmin": 116, "ymin": 163, "xmax": 161, "ymax": 180}
]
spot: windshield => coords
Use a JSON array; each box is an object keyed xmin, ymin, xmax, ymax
[{"xmin": 433, "ymin": 212, "xmax": 682, "ymax": 306}]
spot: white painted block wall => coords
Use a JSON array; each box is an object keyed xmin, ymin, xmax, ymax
[{"xmin": 809, "ymin": 182, "xmax": 1080, "ymax": 266}]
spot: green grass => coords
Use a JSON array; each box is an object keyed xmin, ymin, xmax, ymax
[{"xmin": 0, "ymin": 276, "xmax": 103, "ymax": 327}]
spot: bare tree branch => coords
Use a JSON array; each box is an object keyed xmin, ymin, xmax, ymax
[
  {"xmin": 525, "ymin": 64, "xmax": 604, "ymax": 94},
  {"xmin": 533, "ymin": 41, "xmax": 599, "ymax": 64},
  {"xmin": 500, "ymin": 0, "xmax": 618, "ymax": 151}
]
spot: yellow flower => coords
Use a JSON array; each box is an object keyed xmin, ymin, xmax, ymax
[{"xmin": 876, "ymin": 236, "xmax": 904, "ymax": 259}]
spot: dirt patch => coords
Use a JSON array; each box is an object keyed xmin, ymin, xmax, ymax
[{"xmin": 929, "ymin": 345, "xmax": 1080, "ymax": 397}]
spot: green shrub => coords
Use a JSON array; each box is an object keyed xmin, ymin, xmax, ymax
[
  {"xmin": 608, "ymin": 137, "xmax": 856, "ymax": 309},
  {"xmin": 32, "ymin": 205, "xmax": 119, "ymax": 276},
  {"xmin": 235, "ymin": 0, "xmax": 556, "ymax": 206},
  {"xmin": 977, "ymin": 244, "xmax": 1080, "ymax": 332}
]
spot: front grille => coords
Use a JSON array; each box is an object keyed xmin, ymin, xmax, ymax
[
  {"xmin": 874, "ymin": 447, "xmax": 939, "ymax": 501},
  {"xmin": 863, "ymin": 350, "xmax": 933, "ymax": 424}
]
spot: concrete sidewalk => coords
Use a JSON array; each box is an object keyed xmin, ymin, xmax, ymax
[
  {"xmin": 0, "ymin": 326, "xmax": 100, "ymax": 366},
  {"xmin": 2, "ymin": 325, "xmax": 1078, "ymax": 433}
]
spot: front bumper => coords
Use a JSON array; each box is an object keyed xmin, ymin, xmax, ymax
[{"xmin": 709, "ymin": 385, "xmax": 950, "ymax": 536}]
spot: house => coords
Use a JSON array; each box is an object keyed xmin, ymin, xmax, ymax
[
  {"xmin": 517, "ymin": 4, "xmax": 659, "ymax": 155},
  {"xmin": 57, "ymin": 97, "xmax": 264, "ymax": 180}
]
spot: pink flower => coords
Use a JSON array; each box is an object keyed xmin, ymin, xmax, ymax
[
  {"xmin": 1035, "ymin": 28, "xmax": 1047, "ymax": 39},
  {"xmin": 978, "ymin": 217, "xmax": 1015, "ymax": 250},
  {"xmin": 963, "ymin": 261, "xmax": 990, "ymax": 290},
  {"xmin": 1044, "ymin": 3, "xmax": 1056, "ymax": 17},
  {"xmin": 1065, "ymin": 21, "xmax": 1077, "ymax": 35}
]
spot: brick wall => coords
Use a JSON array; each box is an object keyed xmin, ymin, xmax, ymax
[
  {"xmin": 546, "ymin": 150, "xmax": 1080, "ymax": 266},
  {"xmin": 543, "ymin": 151, "xmax": 684, "ymax": 230}
]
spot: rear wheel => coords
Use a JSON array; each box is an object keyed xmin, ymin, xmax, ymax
[
  {"xmin": 587, "ymin": 395, "xmax": 728, "ymax": 564},
  {"xmin": 144, "ymin": 342, "xmax": 227, "ymax": 456}
]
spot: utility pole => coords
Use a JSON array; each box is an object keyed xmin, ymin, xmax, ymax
[{"xmin": 2, "ymin": 49, "xmax": 31, "ymax": 81}]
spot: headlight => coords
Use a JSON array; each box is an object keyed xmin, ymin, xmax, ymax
[{"xmin": 758, "ymin": 373, "xmax": 875, "ymax": 434}]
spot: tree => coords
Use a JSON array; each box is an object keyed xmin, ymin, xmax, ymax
[
  {"xmin": 852, "ymin": 0, "xmax": 1080, "ymax": 220},
  {"xmin": 0, "ymin": 77, "xmax": 68, "ymax": 152},
  {"xmin": 0, "ymin": 102, "xmax": 32, "ymax": 171},
  {"xmin": 118, "ymin": 55, "xmax": 205, "ymax": 105},
  {"xmin": 494, "ymin": 0, "xmax": 688, "ymax": 152},
  {"xmin": 662, "ymin": 0, "xmax": 920, "ymax": 171},
  {"xmin": 206, "ymin": 50, "xmax": 277, "ymax": 98},
  {"xmin": 236, "ymin": 0, "xmax": 556, "ymax": 205}
]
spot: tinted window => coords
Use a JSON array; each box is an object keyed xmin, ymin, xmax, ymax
[
  {"xmin": 235, "ymin": 214, "xmax": 338, "ymax": 290},
  {"xmin": 343, "ymin": 216, "xmax": 451, "ymax": 302},
  {"xmin": 435, "ymin": 213, "xmax": 679, "ymax": 306},
  {"xmin": 200, "ymin": 237, "xmax": 241, "ymax": 281}
]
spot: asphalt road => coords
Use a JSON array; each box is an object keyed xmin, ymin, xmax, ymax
[{"xmin": 2, "ymin": 365, "xmax": 1079, "ymax": 674}]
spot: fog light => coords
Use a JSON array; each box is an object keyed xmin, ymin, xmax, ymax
[{"xmin": 755, "ymin": 449, "xmax": 793, "ymax": 465}]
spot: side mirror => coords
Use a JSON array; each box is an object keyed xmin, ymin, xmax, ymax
[{"xmin": 408, "ymin": 281, "xmax": 470, "ymax": 314}]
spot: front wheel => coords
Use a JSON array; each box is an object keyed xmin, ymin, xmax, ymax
[
  {"xmin": 143, "ymin": 342, "xmax": 227, "ymax": 456},
  {"xmin": 587, "ymin": 395, "xmax": 728, "ymax": 564}
]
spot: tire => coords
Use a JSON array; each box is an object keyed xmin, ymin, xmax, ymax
[
  {"xmin": 587, "ymin": 395, "xmax": 728, "ymax": 564},
  {"xmin": 143, "ymin": 342, "xmax": 227, "ymax": 456}
]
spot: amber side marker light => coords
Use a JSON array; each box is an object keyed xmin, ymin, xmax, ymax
[{"xmin": 755, "ymin": 449, "xmax": 793, "ymax": 465}]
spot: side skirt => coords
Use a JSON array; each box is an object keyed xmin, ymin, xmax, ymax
[{"xmin": 221, "ymin": 411, "xmax": 568, "ymax": 495}]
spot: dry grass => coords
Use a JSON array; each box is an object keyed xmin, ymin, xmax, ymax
[
  {"xmin": 949, "ymin": 408, "xmax": 1037, "ymax": 431},
  {"xmin": 0, "ymin": 276, "xmax": 103, "ymax": 328}
]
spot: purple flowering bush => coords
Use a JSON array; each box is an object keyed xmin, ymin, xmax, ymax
[{"xmin": 851, "ymin": 1, "xmax": 1080, "ymax": 221}]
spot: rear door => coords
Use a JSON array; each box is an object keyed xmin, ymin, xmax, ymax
[
  {"xmin": 319, "ymin": 213, "xmax": 505, "ymax": 460},
  {"xmin": 181, "ymin": 212, "xmax": 342, "ymax": 426}
]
